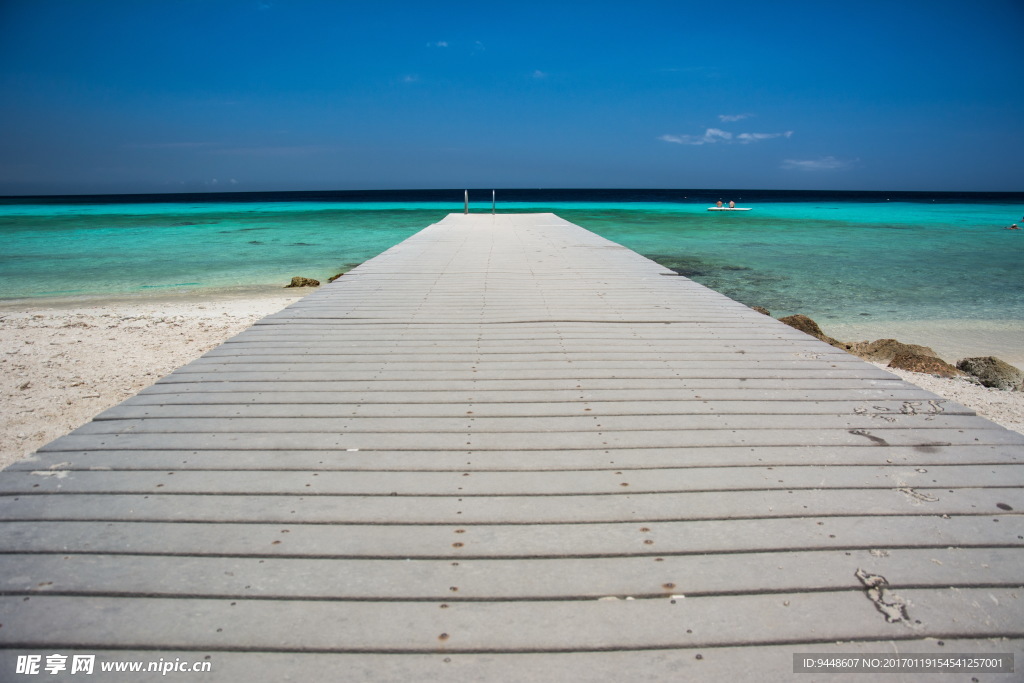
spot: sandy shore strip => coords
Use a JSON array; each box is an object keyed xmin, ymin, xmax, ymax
[
  {"xmin": 1, "ymin": 293, "xmax": 1022, "ymax": 469},
  {"xmin": 1, "ymin": 290, "xmax": 306, "ymax": 470}
]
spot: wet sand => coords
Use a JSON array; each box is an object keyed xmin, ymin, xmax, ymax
[{"xmin": 824, "ymin": 318, "xmax": 1024, "ymax": 368}]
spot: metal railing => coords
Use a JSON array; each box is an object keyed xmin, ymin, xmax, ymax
[{"xmin": 463, "ymin": 190, "xmax": 497, "ymax": 215}]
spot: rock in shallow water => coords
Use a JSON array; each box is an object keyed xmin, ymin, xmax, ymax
[
  {"xmin": 955, "ymin": 356, "xmax": 1024, "ymax": 390},
  {"xmin": 848, "ymin": 338, "xmax": 938, "ymax": 363},
  {"xmin": 285, "ymin": 277, "xmax": 320, "ymax": 288},
  {"xmin": 888, "ymin": 352, "xmax": 963, "ymax": 377},
  {"xmin": 777, "ymin": 314, "xmax": 845, "ymax": 349}
]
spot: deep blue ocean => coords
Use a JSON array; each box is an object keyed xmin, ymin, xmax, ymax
[{"xmin": 1, "ymin": 189, "xmax": 1022, "ymax": 330}]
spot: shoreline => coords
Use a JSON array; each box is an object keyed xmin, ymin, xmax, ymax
[
  {"xmin": 820, "ymin": 318, "xmax": 1024, "ymax": 368},
  {"xmin": 0, "ymin": 283, "xmax": 307, "ymax": 311},
  {"xmin": 1, "ymin": 291, "xmax": 1022, "ymax": 470}
]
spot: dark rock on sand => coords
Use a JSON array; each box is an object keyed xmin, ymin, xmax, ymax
[
  {"xmin": 848, "ymin": 338, "xmax": 938, "ymax": 363},
  {"xmin": 778, "ymin": 314, "xmax": 845, "ymax": 349},
  {"xmin": 956, "ymin": 356, "xmax": 1024, "ymax": 390},
  {"xmin": 888, "ymin": 352, "xmax": 963, "ymax": 377},
  {"xmin": 285, "ymin": 277, "xmax": 320, "ymax": 288},
  {"xmin": 750, "ymin": 306, "xmax": 771, "ymax": 316}
]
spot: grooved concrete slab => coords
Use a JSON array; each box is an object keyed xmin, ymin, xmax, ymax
[{"xmin": 1, "ymin": 213, "xmax": 1021, "ymax": 681}]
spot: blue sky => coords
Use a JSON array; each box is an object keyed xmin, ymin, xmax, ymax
[{"xmin": 1, "ymin": 0, "xmax": 1022, "ymax": 195}]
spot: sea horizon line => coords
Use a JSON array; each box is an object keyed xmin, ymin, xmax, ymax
[{"xmin": 3, "ymin": 187, "xmax": 1023, "ymax": 205}]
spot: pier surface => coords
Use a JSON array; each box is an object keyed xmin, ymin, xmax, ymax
[{"xmin": 2, "ymin": 213, "xmax": 1021, "ymax": 680}]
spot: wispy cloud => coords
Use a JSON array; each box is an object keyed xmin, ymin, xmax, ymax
[
  {"xmin": 401, "ymin": 74, "xmax": 419, "ymax": 83},
  {"xmin": 659, "ymin": 128, "xmax": 732, "ymax": 145},
  {"xmin": 736, "ymin": 131, "xmax": 792, "ymax": 143},
  {"xmin": 126, "ymin": 141, "xmax": 219, "ymax": 150},
  {"xmin": 719, "ymin": 113, "xmax": 753, "ymax": 122},
  {"xmin": 426, "ymin": 40, "xmax": 448, "ymax": 47},
  {"xmin": 532, "ymin": 69, "xmax": 547, "ymax": 79},
  {"xmin": 210, "ymin": 145, "xmax": 336, "ymax": 158},
  {"xmin": 659, "ymin": 128, "xmax": 792, "ymax": 146},
  {"xmin": 781, "ymin": 156, "xmax": 856, "ymax": 171}
]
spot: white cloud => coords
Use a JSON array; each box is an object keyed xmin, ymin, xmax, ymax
[
  {"xmin": 658, "ymin": 134, "xmax": 689, "ymax": 144},
  {"xmin": 659, "ymin": 127, "xmax": 790, "ymax": 146},
  {"xmin": 736, "ymin": 131, "xmax": 793, "ymax": 143},
  {"xmin": 427, "ymin": 40, "xmax": 448, "ymax": 47},
  {"xmin": 719, "ymin": 113, "xmax": 753, "ymax": 122},
  {"xmin": 781, "ymin": 156, "xmax": 855, "ymax": 171},
  {"xmin": 659, "ymin": 128, "xmax": 732, "ymax": 145},
  {"xmin": 532, "ymin": 69, "xmax": 547, "ymax": 79},
  {"xmin": 401, "ymin": 74, "xmax": 419, "ymax": 83}
]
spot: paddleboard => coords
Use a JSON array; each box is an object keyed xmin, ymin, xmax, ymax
[{"xmin": 707, "ymin": 207, "xmax": 752, "ymax": 211}]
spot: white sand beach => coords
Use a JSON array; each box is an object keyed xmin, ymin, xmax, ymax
[
  {"xmin": 1, "ymin": 292, "xmax": 1022, "ymax": 470},
  {"xmin": 0, "ymin": 291, "xmax": 305, "ymax": 469}
]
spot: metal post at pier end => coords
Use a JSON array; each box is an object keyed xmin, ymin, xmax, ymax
[
  {"xmin": 492, "ymin": 190, "xmax": 495, "ymax": 214},
  {"xmin": 464, "ymin": 190, "xmax": 469, "ymax": 214}
]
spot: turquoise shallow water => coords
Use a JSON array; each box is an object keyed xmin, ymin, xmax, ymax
[
  {"xmin": 558, "ymin": 201, "xmax": 1024, "ymax": 324},
  {"xmin": 1, "ymin": 197, "xmax": 1022, "ymax": 329},
  {"xmin": 0, "ymin": 204, "xmax": 437, "ymax": 298}
]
